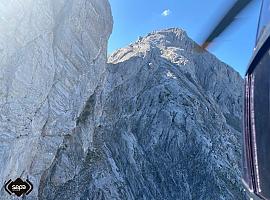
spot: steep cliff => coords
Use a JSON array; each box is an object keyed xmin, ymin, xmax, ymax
[
  {"xmin": 0, "ymin": 1, "xmax": 245, "ymax": 200},
  {"xmin": 37, "ymin": 29, "xmax": 245, "ymax": 199},
  {"xmin": 89, "ymin": 28, "xmax": 245, "ymax": 200},
  {"xmin": 0, "ymin": 0, "xmax": 112, "ymax": 199}
]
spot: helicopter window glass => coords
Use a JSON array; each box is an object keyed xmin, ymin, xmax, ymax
[
  {"xmin": 252, "ymin": 49, "xmax": 270, "ymax": 199},
  {"xmin": 257, "ymin": 0, "xmax": 270, "ymax": 43}
]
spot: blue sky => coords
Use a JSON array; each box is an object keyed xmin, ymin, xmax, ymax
[{"xmin": 108, "ymin": 0, "xmax": 261, "ymax": 77}]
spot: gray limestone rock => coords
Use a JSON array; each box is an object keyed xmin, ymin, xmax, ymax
[
  {"xmin": 37, "ymin": 29, "xmax": 245, "ymax": 199},
  {"xmin": 94, "ymin": 28, "xmax": 245, "ymax": 200},
  {"xmin": 0, "ymin": 0, "xmax": 112, "ymax": 199},
  {"xmin": 0, "ymin": 1, "xmax": 245, "ymax": 199}
]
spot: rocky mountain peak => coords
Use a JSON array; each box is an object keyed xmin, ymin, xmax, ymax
[
  {"xmin": 109, "ymin": 28, "xmax": 243, "ymax": 130},
  {"xmin": 102, "ymin": 26, "xmax": 245, "ymax": 199},
  {"xmin": 109, "ymin": 28, "xmax": 195, "ymax": 63},
  {"xmin": 136, "ymin": 28, "xmax": 190, "ymax": 48}
]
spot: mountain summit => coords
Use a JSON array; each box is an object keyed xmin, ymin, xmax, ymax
[
  {"xmin": 110, "ymin": 28, "xmax": 243, "ymax": 130},
  {"xmin": 98, "ymin": 28, "xmax": 245, "ymax": 199}
]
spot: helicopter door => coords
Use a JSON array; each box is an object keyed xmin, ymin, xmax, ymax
[{"xmin": 250, "ymin": 48, "xmax": 270, "ymax": 199}]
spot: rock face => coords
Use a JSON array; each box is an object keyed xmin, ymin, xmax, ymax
[
  {"xmin": 0, "ymin": 0, "xmax": 112, "ymax": 199},
  {"xmin": 0, "ymin": 1, "xmax": 244, "ymax": 200},
  {"xmin": 36, "ymin": 28, "xmax": 245, "ymax": 199},
  {"xmin": 96, "ymin": 29, "xmax": 245, "ymax": 200}
]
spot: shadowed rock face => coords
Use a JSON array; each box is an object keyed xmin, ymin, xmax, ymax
[
  {"xmin": 91, "ymin": 29, "xmax": 245, "ymax": 200},
  {"xmin": 37, "ymin": 29, "xmax": 245, "ymax": 199},
  {"xmin": 0, "ymin": 1, "xmax": 244, "ymax": 200}
]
